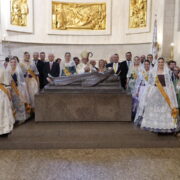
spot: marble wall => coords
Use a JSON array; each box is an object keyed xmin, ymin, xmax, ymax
[
  {"xmin": 174, "ymin": 0, "xmax": 180, "ymax": 62},
  {"xmin": 0, "ymin": 0, "xmax": 158, "ymax": 44},
  {"xmin": 0, "ymin": 0, "xmax": 3, "ymax": 60},
  {"xmin": 1, "ymin": 42, "xmax": 151, "ymax": 62},
  {"xmin": 0, "ymin": 0, "xmax": 178, "ymax": 62}
]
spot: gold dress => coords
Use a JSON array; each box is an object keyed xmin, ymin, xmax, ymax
[
  {"xmin": 20, "ymin": 61, "xmax": 39, "ymax": 108},
  {"xmin": 0, "ymin": 66, "xmax": 15, "ymax": 135},
  {"xmin": 9, "ymin": 68, "xmax": 31, "ymax": 123}
]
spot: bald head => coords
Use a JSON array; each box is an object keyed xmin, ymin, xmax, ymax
[
  {"xmin": 33, "ymin": 52, "xmax": 39, "ymax": 60},
  {"xmin": 112, "ymin": 54, "xmax": 119, "ymax": 63},
  {"xmin": 48, "ymin": 53, "xmax": 55, "ymax": 62}
]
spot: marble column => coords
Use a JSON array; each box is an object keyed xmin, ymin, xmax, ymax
[
  {"xmin": 0, "ymin": 0, "xmax": 4, "ymax": 61},
  {"xmin": 0, "ymin": 32, "xmax": 4, "ymax": 60},
  {"xmin": 174, "ymin": 0, "xmax": 180, "ymax": 64},
  {"xmin": 0, "ymin": 42, "xmax": 3, "ymax": 60},
  {"xmin": 161, "ymin": 0, "xmax": 175, "ymax": 59}
]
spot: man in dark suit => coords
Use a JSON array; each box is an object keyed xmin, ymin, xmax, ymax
[
  {"xmin": 43, "ymin": 53, "xmax": 60, "ymax": 86},
  {"xmin": 147, "ymin": 54, "xmax": 155, "ymax": 67},
  {"xmin": 168, "ymin": 60, "xmax": 177, "ymax": 82},
  {"xmin": 106, "ymin": 54, "xmax": 121, "ymax": 75},
  {"xmin": 120, "ymin": 52, "xmax": 132, "ymax": 89},
  {"xmin": 40, "ymin": 52, "xmax": 46, "ymax": 62},
  {"xmin": 33, "ymin": 52, "xmax": 44, "ymax": 89}
]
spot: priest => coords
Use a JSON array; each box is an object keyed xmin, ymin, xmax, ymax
[{"xmin": 76, "ymin": 51, "xmax": 93, "ymax": 74}]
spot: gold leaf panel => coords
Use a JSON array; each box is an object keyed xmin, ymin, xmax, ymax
[
  {"xmin": 10, "ymin": 0, "xmax": 29, "ymax": 26},
  {"xmin": 52, "ymin": 1, "xmax": 106, "ymax": 30},
  {"xmin": 129, "ymin": 0, "xmax": 147, "ymax": 28}
]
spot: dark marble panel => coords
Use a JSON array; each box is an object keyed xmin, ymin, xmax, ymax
[{"xmin": 35, "ymin": 91, "xmax": 131, "ymax": 122}]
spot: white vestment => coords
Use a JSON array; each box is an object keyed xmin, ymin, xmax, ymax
[{"xmin": 76, "ymin": 63, "xmax": 92, "ymax": 74}]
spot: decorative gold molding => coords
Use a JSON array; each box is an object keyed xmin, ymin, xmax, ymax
[{"xmin": 52, "ymin": 1, "xmax": 106, "ymax": 30}]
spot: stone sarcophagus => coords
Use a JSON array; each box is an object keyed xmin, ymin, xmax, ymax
[{"xmin": 35, "ymin": 71, "xmax": 131, "ymax": 122}]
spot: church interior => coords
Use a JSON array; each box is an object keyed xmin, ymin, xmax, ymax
[{"xmin": 0, "ymin": 0, "xmax": 180, "ymax": 179}]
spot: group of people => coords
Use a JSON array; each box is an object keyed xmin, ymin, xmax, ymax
[
  {"xmin": 0, "ymin": 50, "xmax": 111, "ymax": 137},
  {"xmin": 0, "ymin": 50, "xmax": 179, "ymax": 137},
  {"xmin": 126, "ymin": 55, "xmax": 180, "ymax": 135}
]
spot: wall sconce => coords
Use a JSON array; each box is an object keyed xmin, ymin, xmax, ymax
[{"xmin": 170, "ymin": 42, "xmax": 174, "ymax": 60}]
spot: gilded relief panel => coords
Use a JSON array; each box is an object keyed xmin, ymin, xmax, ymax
[
  {"xmin": 52, "ymin": 2, "xmax": 106, "ymax": 30},
  {"xmin": 10, "ymin": 0, "xmax": 29, "ymax": 26},
  {"xmin": 129, "ymin": 0, "xmax": 147, "ymax": 28}
]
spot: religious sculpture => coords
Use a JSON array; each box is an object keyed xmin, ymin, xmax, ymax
[
  {"xmin": 47, "ymin": 69, "xmax": 116, "ymax": 87},
  {"xmin": 11, "ymin": 0, "xmax": 29, "ymax": 26},
  {"xmin": 52, "ymin": 2, "xmax": 106, "ymax": 30},
  {"xmin": 129, "ymin": 0, "xmax": 147, "ymax": 28}
]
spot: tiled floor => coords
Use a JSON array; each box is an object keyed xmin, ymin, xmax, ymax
[{"xmin": 0, "ymin": 148, "xmax": 179, "ymax": 180}]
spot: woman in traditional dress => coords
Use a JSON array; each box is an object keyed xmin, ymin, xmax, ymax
[
  {"xmin": 7, "ymin": 57, "xmax": 31, "ymax": 124},
  {"xmin": 134, "ymin": 60, "xmax": 150, "ymax": 124},
  {"xmin": 0, "ymin": 64, "xmax": 15, "ymax": 137},
  {"xmin": 20, "ymin": 52, "xmax": 39, "ymax": 109},
  {"xmin": 60, "ymin": 52, "xmax": 76, "ymax": 76},
  {"xmin": 127, "ymin": 56, "xmax": 141, "ymax": 94},
  {"xmin": 127, "ymin": 56, "xmax": 141, "ymax": 120},
  {"xmin": 12, "ymin": 56, "xmax": 20, "ymax": 63},
  {"xmin": 135, "ymin": 57, "xmax": 179, "ymax": 134}
]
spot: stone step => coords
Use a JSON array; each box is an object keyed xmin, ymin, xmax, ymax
[{"xmin": 0, "ymin": 120, "xmax": 179, "ymax": 149}]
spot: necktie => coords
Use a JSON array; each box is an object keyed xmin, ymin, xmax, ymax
[
  {"xmin": 114, "ymin": 63, "xmax": 118, "ymax": 73},
  {"xmin": 50, "ymin": 62, "xmax": 53, "ymax": 70},
  {"xmin": 127, "ymin": 61, "xmax": 130, "ymax": 68}
]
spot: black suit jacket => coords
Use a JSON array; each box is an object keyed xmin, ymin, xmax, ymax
[
  {"xmin": 106, "ymin": 62, "xmax": 121, "ymax": 75},
  {"xmin": 33, "ymin": 59, "xmax": 44, "ymax": 89},
  {"xmin": 119, "ymin": 60, "xmax": 129, "ymax": 89},
  {"xmin": 43, "ymin": 62, "xmax": 60, "ymax": 86}
]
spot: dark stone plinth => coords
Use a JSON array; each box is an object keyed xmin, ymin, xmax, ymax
[{"xmin": 35, "ymin": 83, "xmax": 131, "ymax": 122}]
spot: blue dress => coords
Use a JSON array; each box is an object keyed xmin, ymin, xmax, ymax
[
  {"xmin": 11, "ymin": 73, "xmax": 30, "ymax": 123},
  {"xmin": 61, "ymin": 61, "xmax": 76, "ymax": 76}
]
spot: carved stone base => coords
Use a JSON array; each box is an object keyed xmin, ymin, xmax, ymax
[{"xmin": 35, "ymin": 83, "xmax": 131, "ymax": 122}]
